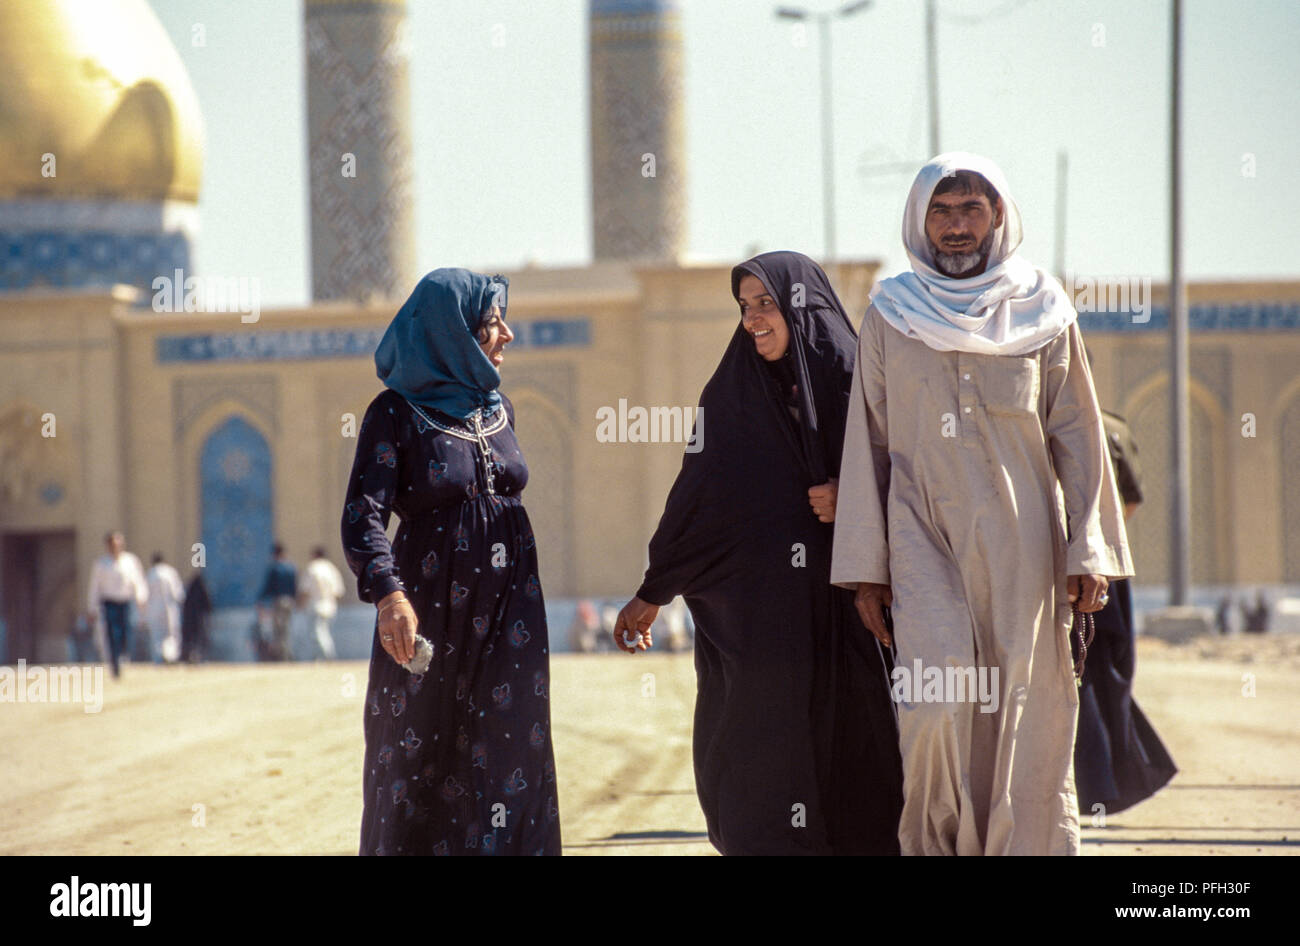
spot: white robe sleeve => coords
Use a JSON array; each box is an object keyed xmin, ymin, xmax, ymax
[
  {"xmin": 1042, "ymin": 321, "xmax": 1135, "ymax": 578},
  {"xmin": 831, "ymin": 307, "xmax": 893, "ymax": 589}
]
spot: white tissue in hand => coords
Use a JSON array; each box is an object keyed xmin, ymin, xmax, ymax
[{"xmin": 401, "ymin": 636, "xmax": 433, "ymax": 674}]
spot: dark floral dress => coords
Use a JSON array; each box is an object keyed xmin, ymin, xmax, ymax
[{"xmin": 341, "ymin": 388, "xmax": 561, "ymax": 855}]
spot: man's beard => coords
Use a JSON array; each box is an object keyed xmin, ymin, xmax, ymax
[{"xmin": 931, "ymin": 227, "xmax": 995, "ymax": 277}]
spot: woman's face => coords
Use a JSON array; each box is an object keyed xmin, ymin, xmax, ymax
[
  {"xmin": 737, "ymin": 273, "xmax": 789, "ymax": 361},
  {"xmin": 477, "ymin": 304, "xmax": 514, "ymax": 367}
]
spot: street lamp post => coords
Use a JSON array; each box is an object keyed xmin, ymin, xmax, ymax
[
  {"xmin": 1169, "ymin": 0, "xmax": 1191, "ymax": 605},
  {"xmin": 776, "ymin": 1, "xmax": 872, "ymax": 264}
]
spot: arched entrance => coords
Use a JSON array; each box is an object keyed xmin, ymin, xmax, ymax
[{"xmin": 199, "ymin": 416, "xmax": 273, "ymax": 606}]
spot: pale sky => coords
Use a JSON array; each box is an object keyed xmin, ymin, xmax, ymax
[{"xmin": 148, "ymin": 0, "xmax": 1300, "ymax": 308}]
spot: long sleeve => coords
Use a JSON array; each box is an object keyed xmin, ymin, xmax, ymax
[
  {"xmin": 341, "ymin": 395, "xmax": 408, "ymax": 604},
  {"xmin": 1042, "ymin": 321, "xmax": 1135, "ymax": 578},
  {"xmin": 830, "ymin": 309, "xmax": 893, "ymax": 589},
  {"xmin": 634, "ymin": 418, "xmax": 717, "ymax": 607},
  {"xmin": 633, "ymin": 404, "xmax": 755, "ymax": 607}
]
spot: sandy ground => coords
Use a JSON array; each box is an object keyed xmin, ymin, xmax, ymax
[{"xmin": 2, "ymin": 635, "xmax": 1297, "ymax": 856}]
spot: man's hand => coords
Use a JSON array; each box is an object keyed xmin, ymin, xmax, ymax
[
  {"xmin": 1067, "ymin": 574, "xmax": 1109, "ymax": 613},
  {"xmin": 808, "ymin": 478, "xmax": 839, "ymax": 523},
  {"xmin": 614, "ymin": 597, "xmax": 659, "ymax": 653},
  {"xmin": 854, "ymin": 582, "xmax": 893, "ymax": 646}
]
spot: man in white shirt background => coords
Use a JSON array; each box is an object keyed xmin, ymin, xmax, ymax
[
  {"xmin": 298, "ymin": 546, "xmax": 344, "ymax": 660},
  {"xmin": 144, "ymin": 552, "xmax": 186, "ymax": 664},
  {"xmin": 86, "ymin": 531, "xmax": 148, "ymax": 678}
]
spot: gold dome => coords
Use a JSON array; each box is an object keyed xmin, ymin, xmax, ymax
[{"xmin": 0, "ymin": 0, "xmax": 203, "ymax": 203}]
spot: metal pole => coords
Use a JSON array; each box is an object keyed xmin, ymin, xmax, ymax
[
  {"xmin": 1054, "ymin": 149, "xmax": 1068, "ymax": 281},
  {"xmin": 925, "ymin": 0, "xmax": 940, "ymax": 156},
  {"xmin": 819, "ymin": 13, "xmax": 836, "ymax": 262},
  {"xmin": 1170, "ymin": 0, "xmax": 1191, "ymax": 605}
]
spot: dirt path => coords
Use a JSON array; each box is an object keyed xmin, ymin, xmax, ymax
[{"xmin": 2, "ymin": 639, "xmax": 1295, "ymax": 855}]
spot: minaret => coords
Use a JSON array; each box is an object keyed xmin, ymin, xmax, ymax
[
  {"xmin": 304, "ymin": 0, "xmax": 415, "ymax": 302},
  {"xmin": 589, "ymin": 0, "xmax": 687, "ymax": 263}
]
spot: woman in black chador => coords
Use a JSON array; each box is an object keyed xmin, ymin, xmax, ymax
[
  {"xmin": 615, "ymin": 251, "xmax": 904, "ymax": 855},
  {"xmin": 1073, "ymin": 410, "xmax": 1176, "ymax": 816},
  {"xmin": 341, "ymin": 268, "xmax": 561, "ymax": 855}
]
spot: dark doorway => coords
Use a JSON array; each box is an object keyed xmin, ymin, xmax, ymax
[{"xmin": 1, "ymin": 530, "xmax": 77, "ymax": 663}]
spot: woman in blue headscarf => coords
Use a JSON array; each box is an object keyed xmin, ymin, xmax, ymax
[{"xmin": 341, "ymin": 268, "xmax": 562, "ymax": 856}]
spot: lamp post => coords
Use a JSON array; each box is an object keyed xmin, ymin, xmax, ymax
[
  {"xmin": 776, "ymin": 1, "xmax": 872, "ymax": 264},
  {"xmin": 1169, "ymin": 0, "xmax": 1191, "ymax": 605}
]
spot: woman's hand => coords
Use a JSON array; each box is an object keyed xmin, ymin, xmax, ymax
[
  {"xmin": 614, "ymin": 597, "xmax": 659, "ymax": 653},
  {"xmin": 808, "ymin": 478, "xmax": 838, "ymax": 523},
  {"xmin": 377, "ymin": 590, "xmax": 418, "ymax": 664}
]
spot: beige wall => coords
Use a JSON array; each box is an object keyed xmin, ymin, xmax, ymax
[
  {"xmin": 1080, "ymin": 280, "xmax": 1300, "ymax": 586},
  {"xmin": 3, "ymin": 269, "xmax": 1294, "ymax": 660}
]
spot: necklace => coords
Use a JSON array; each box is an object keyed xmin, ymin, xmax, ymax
[{"xmin": 404, "ymin": 399, "xmax": 502, "ymax": 495}]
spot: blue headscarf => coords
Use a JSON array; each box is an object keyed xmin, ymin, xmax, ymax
[{"xmin": 374, "ymin": 268, "xmax": 508, "ymax": 420}]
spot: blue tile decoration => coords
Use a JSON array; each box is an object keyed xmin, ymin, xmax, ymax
[
  {"xmin": 156, "ymin": 319, "xmax": 591, "ymax": 363},
  {"xmin": 201, "ymin": 416, "xmax": 273, "ymax": 607},
  {"xmin": 1078, "ymin": 302, "xmax": 1300, "ymax": 332},
  {"xmin": 592, "ymin": 0, "xmax": 679, "ymax": 15},
  {"xmin": 0, "ymin": 229, "xmax": 190, "ymax": 293}
]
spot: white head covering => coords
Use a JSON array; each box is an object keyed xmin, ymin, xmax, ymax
[{"xmin": 870, "ymin": 151, "xmax": 1077, "ymax": 356}]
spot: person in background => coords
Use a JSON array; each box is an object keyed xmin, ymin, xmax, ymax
[
  {"xmin": 68, "ymin": 611, "xmax": 97, "ymax": 663},
  {"xmin": 144, "ymin": 552, "xmax": 186, "ymax": 664},
  {"xmin": 656, "ymin": 597, "xmax": 690, "ymax": 653},
  {"xmin": 567, "ymin": 599, "xmax": 601, "ymax": 653},
  {"xmin": 181, "ymin": 570, "xmax": 213, "ymax": 663},
  {"xmin": 1073, "ymin": 409, "xmax": 1177, "ymax": 817},
  {"xmin": 86, "ymin": 531, "xmax": 148, "ymax": 678},
  {"xmin": 299, "ymin": 546, "xmax": 345, "ymax": 660},
  {"xmin": 1244, "ymin": 591, "xmax": 1271, "ymax": 633},
  {"xmin": 1215, "ymin": 595, "xmax": 1234, "ymax": 636},
  {"xmin": 256, "ymin": 542, "xmax": 298, "ymax": 661}
]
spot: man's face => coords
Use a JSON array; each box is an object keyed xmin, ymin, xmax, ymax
[
  {"xmin": 107, "ymin": 533, "xmax": 124, "ymax": 556},
  {"xmin": 924, "ymin": 186, "xmax": 1004, "ymax": 278}
]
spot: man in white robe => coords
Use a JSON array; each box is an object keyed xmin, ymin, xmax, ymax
[
  {"xmin": 299, "ymin": 547, "xmax": 344, "ymax": 660},
  {"xmin": 830, "ymin": 152, "xmax": 1133, "ymax": 855},
  {"xmin": 144, "ymin": 553, "xmax": 186, "ymax": 664}
]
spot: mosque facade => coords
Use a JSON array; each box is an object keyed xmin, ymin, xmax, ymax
[{"xmin": 0, "ymin": 0, "xmax": 1296, "ymax": 662}]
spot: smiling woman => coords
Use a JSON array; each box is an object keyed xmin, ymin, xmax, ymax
[
  {"xmin": 475, "ymin": 304, "xmax": 514, "ymax": 368},
  {"xmin": 613, "ymin": 251, "xmax": 904, "ymax": 856},
  {"xmin": 737, "ymin": 273, "xmax": 790, "ymax": 361}
]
